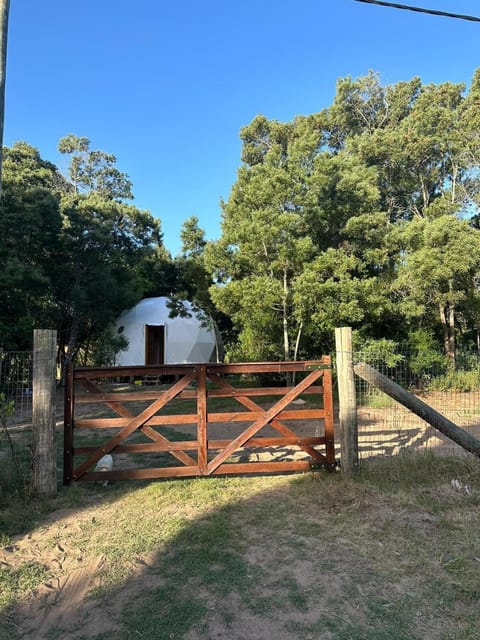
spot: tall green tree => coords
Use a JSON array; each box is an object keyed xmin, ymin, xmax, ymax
[
  {"xmin": 58, "ymin": 134, "xmax": 133, "ymax": 200},
  {"xmin": 0, "ymin": 143, "xmax": 63, "ymax": 348},
  {"xmin": 207, "ymin": 114, "xmax": 382, "ymax": 359},
  {"xmin": 209, "ymin": 70, "xmax": 480, "ymax": 361},
  {"xmin": 53, "ymin": 195, "xmax": 162, "ymax": 359},
  {"xmin": 48, "ymin": 136, "xmax": 164, "ymax": 359},
  {"xmin": 393, "ymin": 216, "xmax": 480, "ymax": 365}
]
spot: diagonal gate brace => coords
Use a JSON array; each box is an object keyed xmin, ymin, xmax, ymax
[
  {"xmin": 207, "ymin": 368, "xmax": 325, "ymax": 474},
  {"xmin": 73, "ymin": 371, "xmax": 196, "ymax": 480}
]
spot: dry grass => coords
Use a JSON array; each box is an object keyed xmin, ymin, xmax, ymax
[{"xmin": 1, "ymin": 452, "xmax": 480, "ymax": 640}]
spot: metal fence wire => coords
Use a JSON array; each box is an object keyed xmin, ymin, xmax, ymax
[
  {"xmin": 353, "ymin": 345, "xmax": 480, "ymax": 459},
  {"xmin": 0, "ymin": 350, "xmax": 33, "ymax": 427}
]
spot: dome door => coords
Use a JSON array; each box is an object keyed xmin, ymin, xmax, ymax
[{"xmin": 145, "ymin": 324, "xmax": 165, "ymax": 365}]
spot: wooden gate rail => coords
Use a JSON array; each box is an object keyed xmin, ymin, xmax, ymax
[{"xmin": 64, "ymin": 358, "xmax": 335, "ymax": 484}]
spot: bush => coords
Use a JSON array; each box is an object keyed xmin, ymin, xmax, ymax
[{"xmin": 429, "ymin": 368, "xmax": 480, "ymax": 392}]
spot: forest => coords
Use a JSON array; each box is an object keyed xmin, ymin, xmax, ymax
[{"xmin": 2, "ymin": 70, "xmax": 480, "ymax": 370}]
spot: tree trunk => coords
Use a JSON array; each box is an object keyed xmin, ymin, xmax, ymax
[
  {"xmin": 66, "ymin": 315, "xmax": 80, "ymax": 362},
  {"xmin": 0, "ymin": 0, "xmax": 10, "ymax": 202},
  {"xmin": 282, "ymin": 269, "xmax": 290, "ymax": 361},
  {"xmin": 439, "ymin": 301, "xmax": 456, "ymax": 368}
]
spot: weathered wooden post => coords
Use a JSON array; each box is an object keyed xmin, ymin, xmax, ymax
[
  {"xmin": 32, "ymin": 329, "xmax": 57, "ymax": 497},
  {"xmin": 335, "ymin": 327, "xmax": 359, "ymax": 475}
]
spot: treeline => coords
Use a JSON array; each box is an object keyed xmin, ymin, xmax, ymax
[
  {"xmin": 0, "ymin": 135, "xmax": 207, "ymax": 362},
  {"xmin": 2, "ymin": 70, "xmax": 480, "ymax": 368}
]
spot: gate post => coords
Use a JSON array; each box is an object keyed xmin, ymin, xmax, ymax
[
  {"xmin": 63, "ymin": 358, "xmax": 74, "ymax": 485},
  {"xmin": 335, "ymin": 327, "xmax": 359, "ymax": 475},
  {"xmin": 32, "ymin": 329, "xmax": 58, "ymax": 497}
]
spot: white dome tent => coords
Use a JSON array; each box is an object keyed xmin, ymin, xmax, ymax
[{"xmin": 114, "ymin": 297, "xmax": 220, "ymax": 366}]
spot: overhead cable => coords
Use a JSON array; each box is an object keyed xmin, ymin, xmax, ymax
[{"xmin": 353, "ymin": 0, "xmax": 480, "ymax": 22}]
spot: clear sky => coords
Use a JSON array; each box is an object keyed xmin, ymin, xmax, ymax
[{"xmin": 4, "ymin": 0, "xmax": 480, "ymax": 254}]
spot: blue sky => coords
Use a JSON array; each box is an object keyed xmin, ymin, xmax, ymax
[{"xmin": 4, "ymin": 0, "xmax": 480, "ymax": 254}]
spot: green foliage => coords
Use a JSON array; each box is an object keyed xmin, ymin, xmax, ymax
[
  {"xmin": 429, "ymin": 368, "xmax": 480, "ymax": 392},
  {"xmin": 354, "ymin": 336, "xmax": 404, "ymax": 368},
  {"xmin": 0, "ymin": 143, "xmax": 63, "ymax": 348},
  {"xmin": 0, "ymin": 139, "xmax": 166, "ymax": 355},
  {"xmin": 76, "ymin": 324, "xmax": 129, "ymax": 367},
  {"xmin": 4, "ymin": 69, "xmax": 480, "ymax": 363},
  {"xmin": 0, "ymin": 393, "xmax": 31, "ymax": 504},
  {"xmin": 406, "ymin": 328, "xmax": 449, "ymax": 376},
  {"xmin": 53, "ymin": 191, "xmax": 162, "ymax": 357},
  {"xmin": 58, "ymin": 134, "xmax": 133, "ymax": 201},
  {"xmin": 207, "ymin": 69, "xmax": 480, "ymax": 361}
]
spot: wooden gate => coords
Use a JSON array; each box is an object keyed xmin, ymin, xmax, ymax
[{"xmin": 64, "ymin": 359, "xmax": 335, "ymax": 484}]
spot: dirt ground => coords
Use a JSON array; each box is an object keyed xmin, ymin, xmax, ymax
[{"xmin": 3, "ymin": 387, "xmax": 480, "ymax": 638}]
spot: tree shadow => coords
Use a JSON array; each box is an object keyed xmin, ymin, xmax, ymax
[
  {"xmin": 2, "ymin": 475, "xmax": 333, "ymax": 639},
  {"xmin": 1, "ymin": 466, "xmax": 457, "ymax": 640}
]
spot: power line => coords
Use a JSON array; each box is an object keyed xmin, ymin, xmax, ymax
[{"xmin": 353, "ymin": 0, "xmax": 480, "ymax": 22}]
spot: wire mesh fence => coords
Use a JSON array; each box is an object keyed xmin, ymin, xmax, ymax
[
  {"xmin": 353, "ymin": 345, "xmax": 480, "ymax": 460},
  {"xmin": 0, "ymin": 350, "xmax": 33, "ymax": 427}
]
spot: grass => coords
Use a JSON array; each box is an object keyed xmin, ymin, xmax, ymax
[
  {"xmin": 0, "ymin": 561, "xmax": 49, "ymax": 609},
  {"xmin": 1, "ymin": 452, "xmax": 480, "ymax": 639},
  {"xmin": 358, "ymin": 388, "xmax": 396, "ymax": 409}
]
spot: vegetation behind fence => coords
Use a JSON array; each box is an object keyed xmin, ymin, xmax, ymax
[
  {"xmin": 0, "ymin": 350, "xmax": 33, "ymax": 427},
  {"xmin": 353, "ymin": 344, "xmax": 480, "ymax": 459}
]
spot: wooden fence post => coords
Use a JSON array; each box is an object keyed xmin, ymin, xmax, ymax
[
  {"xmin": 32, "ymin": 329, "xmax": 57, "ymax": 497},
  {"xmin": 335, "ymin": 327, "xmax": 359, "ymax": 475}
]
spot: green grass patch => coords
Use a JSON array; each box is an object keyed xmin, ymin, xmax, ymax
[
  {"xmin": 0, "ymin": 561, "xmax": 48, "ymax": 609},
  {"xmin": 357, "ymin": 388, "xmax": 396, "ymax": 408}
]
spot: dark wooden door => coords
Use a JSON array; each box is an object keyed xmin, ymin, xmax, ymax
[{"xmin": 145, "ymin": 325, "xmax": 165, "ymax": 365}]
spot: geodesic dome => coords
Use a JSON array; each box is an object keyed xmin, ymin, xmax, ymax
[{"xmin": 114, "ymin": 297, "xmax": 220, "ymax": 365}]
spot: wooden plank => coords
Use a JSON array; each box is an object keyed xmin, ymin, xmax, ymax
[
  {"xmin": 206, "ymin": 360, "xmax": 330, "ymax": 375},
  {"xmin": 74, "ymin": 436, "xmax": 326, "ymax": 455},
  {"xmin": 79, "ymin": 459, "xmax": 317, "ymax": 482},
  {"xmin": 204, "ymin": 386, "xmax": 325, "ymax": 398},
  {"xmin": 211, "ymin": 460, "xmax": 319, "ymax": 474},
  {"xmin": 74, "ymin": 364, "xmax": 196, "ymax": 379},
  {"xmin": 75, "ymin": 390, "xmax": 172, "ymax": 403},
  {"xmin": 207, "ymin": 368, "xmax": 325, "ymax": 474},
  {"xmin": 75, "ymin": 415, "xmax": 198, "ymax": 428},
  {"xmin": 72, "ymin": 371, "xmax": 196, "ymax": 480},
  {"xmin": 197, "ymin": 366, "xmax": 207, "ymax": 473},
  {"xmin": 321, "ymin": 356, "xmax": 336, "ymax": 465},
  {"xmin": 73, "ymin": 359, "xmax": 331, "ymax": 380},
  {"xmin": 74, "ymin": 407, "xmax": 326, "ymax": 430},
  {"xmin": 208, "ymin": 409, "xmax": 325, "ymax": 423},
  {"xmin": 81, "ymin": 466, "xmax": 201, "ymax": 481},
  {"xmin": 75, "ymin": 442, "xmax": 198, "ymax": 455}
]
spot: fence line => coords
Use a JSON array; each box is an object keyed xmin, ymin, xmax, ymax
[
  {"xmin": 351, "ymin": 344, "xmax": 480, "ymax": 460},
  {"xmin": 0, "ymin": 350, "xmax": 33, "ymax": 426}
]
